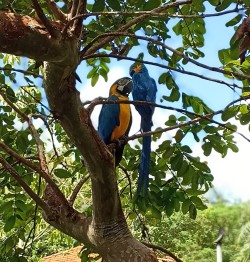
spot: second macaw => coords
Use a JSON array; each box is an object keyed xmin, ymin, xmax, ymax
[
  {"xmin": 98, "ymin": 77, "xmax": 133, "ymax": 166},
  {"xmin": 130, "ymin": 63, "xmax": 157, "ymax": 196}
]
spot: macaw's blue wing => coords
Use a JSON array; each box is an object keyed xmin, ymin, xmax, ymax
[
  {"xmin": 98, "ymin": 77, "xmax": 133, "ymax": 166},
  {"xmin": 130, "ymin": 63, "xmax": 157, "ymax": 196},
  {"xmin": 98, "ymin": 95, "xmax": 120, "ymax": 144}
]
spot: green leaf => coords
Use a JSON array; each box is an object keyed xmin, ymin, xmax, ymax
[
  {"xmin": 202, "ymin": 142, "xmax": 212, "ymax": 156},
  {"xmin": 163, "ymin": 88, "xmax": 180, "ymax": 102},
  {"xmin": 87, "ymin": 67, "xmax": 98, "ymax": 79},
  {"xmin": 4, "ymin": 215, "xmax": 16, "ymax": 232},
  {"xmin": 189, "ymin": 204, "xmax": 197, "ymax": 219},
  {"xmin": 221, "ymin": 106, "xmax": 239, "ymax": 121},
  {"xmin": 225, "ymin": 14, "xmax": 242, "ymax": 27},
  {"xmin": 91, "ymin": 73, "xmax": 99, "ymax": 87},
  {"xmin": 54, "ymin": 168, "xmax": 72, "ymax": 178},
  {"xmin": 170, "ymin": 153, "xmax": 183, "ymax": 171},
  {"xmin": 190, "ymin": 196, "xmax": 207, "ymax": 210},
  {"xmin": 92, "ymin": 0, "xmax": 105, "ymax": 12},
  {"xmin": 144, "ymin": 0, "xmax": 161, "ymax": 10},
  {"xmin": 215, "ymin": 0, "xmax": 232, "ymax": 12},
  {"xmin": 106, "ymin": 0, "xmax": 121, "ymax": 10},
  {"xmin": 182, "ymin": 199, "xmax": 191, "ymax": 214},
  {"xmin": 218, "ymin": 49, "xmax": 231, "ymax": 65}
]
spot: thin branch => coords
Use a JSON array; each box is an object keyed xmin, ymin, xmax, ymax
[
  {"xmin": 81, "ymin": 0, "xmax": 192, "ymax": 56},
  {"xmin": 69, "ymin": 173, "xmax": 91, "ymax": 206},
  {"xmin": 45, "ymin": 0, "xmax": 67, "ymax": 22},
  {"xmin": 0, "ymin": 67, "xmax": 43, "ymax": 78},
  {"xmin": 19, "ymin": 86, "xmax": 51, "ymax": 113},
  {"xmin": 68, "ymin": 6, "xmax": 245, "ymax": 20},
  {"xmin": 0, "ymin": 157, "xmax": 50, "ymax": 213},
  {"xmin": 89, "ymin": 98, "xmax": 250, "ymax": 143},
  {"xmin": 31, "ymin": 0, "xmax": 59, "ymax": 38},
  {"xmin": 82, "ymin": 53, "xmax": 250, "ymax": 83},
  {"xmin": 142, "ymin": 241, "xmax": 183, "ymax": 262},
  {"xmin": 0, "ymin": 90, "xmax": 29, "ymax": 120},
  {"xmin": 119, "ymin": 165, "xmax": 133, "ymax": 200}
]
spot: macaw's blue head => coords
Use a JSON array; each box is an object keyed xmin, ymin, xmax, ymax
[
  {"xmin": 109, "ymin": 77, "xmax": 133, "ymax": 97},
  {"xmin": 129, "ymin": 63, "xmax": 148, "ymax": 77}
]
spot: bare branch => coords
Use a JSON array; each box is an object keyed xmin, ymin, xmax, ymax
[
  {"xmin": 89, "ymin": 97, "xmax": 250, "ymax": 143},
  {"xmin": 81, "ymin": 0, "xmax": 192, "ymax": 56},
  {"xmin": 68, "ymin": 6, "xmax": 245, "ymax": 20},
  {"xmin": 82, "ymin": 53, "xmax": 250, "ymax": 84},
  {"xmin": 0, "ymin": 157, "xmax": 50, "ymax": 213},
  {"xmin": 45, "ymin": 0, "xmax": 67, "ymax": 22},
  {"xmin": 69, "ymin": 173, "xmax": 91, "ymax": 206},
  {"xmin": 142, "ymin": 241, "xmax": 183, "ymax": 262},
  {"xmin": 31, "ymin": 0, "xmax": 59, "ymax": 38}
]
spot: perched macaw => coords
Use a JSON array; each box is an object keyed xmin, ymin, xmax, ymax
[
  {"xmin": 98, "ymin": 77, "xmax": 133, "ymax": 166},
  {"xmin": 130, "ymin": 63, "xmax": 157, "ymax": 196}
]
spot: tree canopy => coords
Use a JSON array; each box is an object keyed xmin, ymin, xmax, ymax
[{"xmin": 0, "ymin": 0, "xmax": 250, "ymax": 261}]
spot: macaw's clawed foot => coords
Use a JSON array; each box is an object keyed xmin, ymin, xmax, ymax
[
  {"xmin": 120, "ymin": 135, "xmax": 129, "ymax": 145},
  {"xmin": 111, "ymin": 139, "xmax": 122, "ymax": 149}
]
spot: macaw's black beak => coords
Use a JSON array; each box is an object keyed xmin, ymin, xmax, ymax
[
  {"xmin": 123, "ymin": 79, "xmax": 133, "ymax": 96},
  {"xmin": 129, "ymin": 69, "xmax": 135, "ymax": 77}
]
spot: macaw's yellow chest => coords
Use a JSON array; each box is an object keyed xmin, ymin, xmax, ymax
[{"xmin": 111, "ymin": 98, "xmax": 131, "ymax": 141}]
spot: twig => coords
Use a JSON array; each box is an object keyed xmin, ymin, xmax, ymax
[
  {"xmin": 31, "ymin": 0, "xmax": 59, "ymax": 38},
  {"xmin": 0, "ymin": 157, "xmax": 50, "ymax": 213},
  {"xmin": 119, "ymin": 165, "xmax": 133, "ymax": 200},
  {"xmin": 81, "ymin": 0, "xmax": 192, "ymax": 56},
  {"xmin": 87, "ymin": 97, "xmax": 250, "ymax": 143},
  {"xmin": 82, "ymin": 53, "xmax": 250, "ymax": 82},
  {"xmin": 45, "ymin": 0, "xmax": 67, "ymax": 22},
  {"xmin": 142, "ymin": 241, "xmax": 183, "ymax": 262},
  {"xmin": 69, "ymin": 173, "xmax": 91, "ymax": 206},
  {"xmin": 0, "ymin": 67, "xmax": 43, "ymax": 78},
  {"xmin": 67, "ymin": 6, "xmax": 245, "ymax": 20}
]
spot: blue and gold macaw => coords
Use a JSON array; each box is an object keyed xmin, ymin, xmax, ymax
[
  {"xmin": 98, "ymin": 77, "xmax": 133, "ymax": 166},
  {"xmin": 130, "ymin": 63, "xmax": 157, "ymax": 196}
]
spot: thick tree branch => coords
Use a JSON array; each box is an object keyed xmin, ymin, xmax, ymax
[
  {"xmin": 81, "ymin": 0, "xmax": 192, "ymax": 56},
  {"xmin": 0, "ymin": 12, "xmax": 68, "ymax": 61},
  {"xmin": 31, "ymin": 0, "xmax": 59, "ymax": 38},
  {"xmin": 0, "ymin": 157, "xmax": 50, "ymax": 213}
]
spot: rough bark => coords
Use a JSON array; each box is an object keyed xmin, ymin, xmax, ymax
[{"xmin": 0, "ymin": 11, "xmax": 158, "ymax": 261}]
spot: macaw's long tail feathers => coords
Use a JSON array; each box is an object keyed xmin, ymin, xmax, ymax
[{"xmin": 137, "ymin": 121, "xmax": 152, "ymax": 196}]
